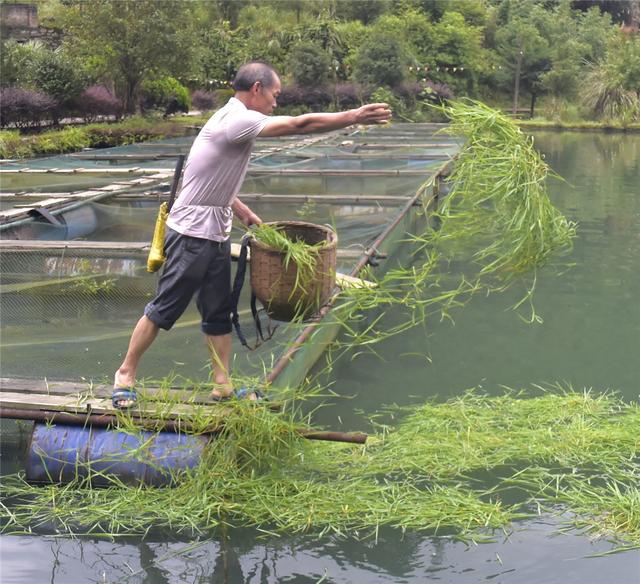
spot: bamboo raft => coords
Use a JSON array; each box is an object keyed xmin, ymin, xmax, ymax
[{"xmin": 0, "ymin": 378, "xmax": 366, "ymax": 444}]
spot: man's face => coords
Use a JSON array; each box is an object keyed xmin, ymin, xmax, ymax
[{"xmin": 254, "ymin": 76, "xmax": 281, "ymax": 115}]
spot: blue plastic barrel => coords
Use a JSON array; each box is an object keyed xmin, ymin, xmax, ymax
[
  {"xmin": 26, "ymin": 423, "xmax": 209, "ymax": 487},
  {"xmin": 58, "ymin": 205, "xmax": 99, "ymax": 239}
]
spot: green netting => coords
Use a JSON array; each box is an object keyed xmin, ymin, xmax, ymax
[{"xmin": 0, "ymin": 124, "xmax": 452, "ymax": 383}]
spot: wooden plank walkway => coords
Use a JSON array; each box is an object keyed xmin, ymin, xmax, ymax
[
  {"xmin": 246, "ymin": 168, "xmax": 436, "ymax": 177},
  {"xmin": 0, "ymin": 168, "xmax": 173, "ymax": 176},
  {"xmin": 0, "ymin": 377, "xmax": 231, "ymax": 420},
  {"xmin": 0, "ymin": 378, "xmax": 367, "ymax": 442},
  {"xmin": 0, "ymin": 177, "xmax": 169, "ymax": 225},
  {"xmin": 2, "ymin": 192, "xmax": 414, "ymax": 206}
]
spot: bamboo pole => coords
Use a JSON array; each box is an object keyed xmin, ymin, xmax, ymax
[
  {"xmin": 0, "ymin": 240, "xmax": 376, "ymax": 261},
  {"xmin": 0, "ymin": 407, "xmax": 367, "ymax": 443},
  {"xmin": 265, "ymin": 160, "xmax": 454, "ymax": 385}
]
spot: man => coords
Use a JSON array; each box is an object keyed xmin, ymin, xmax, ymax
[{"xmin": 113, "ymin": 61, "xmax": 391, "ymax": 407}]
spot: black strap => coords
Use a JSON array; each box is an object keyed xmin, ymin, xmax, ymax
[
  {"xmin": 167, "ymin": 154, "xmax": 186, "ymax": 212},
  {"xmin": 230, "ymin": 234, "xmax": 277, "ymax": 350}
]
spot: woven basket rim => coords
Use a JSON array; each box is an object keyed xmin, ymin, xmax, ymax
[{"xmin": 250, "ymin": 220, "xmax": 338, "ymax": 252}]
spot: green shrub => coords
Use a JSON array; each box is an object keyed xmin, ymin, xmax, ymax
[
  {"xmin": 140, "ymin": 77, "xmax": 191, "ymax": 113},
  {"xmin": 25, "ymin": 49, "xmax": 87, "ymax": 113},
  {"xmin": 353, "ymin": 32, "xmax": 409, "ymax": 88},
  {"xmin": 288, "ymin": 41, "xmax": 332, "ymax": 87},
  {"xmin": 214, "ymin": 88, "xmax": 234, "ymax": 105},
  {"xmin": 0, "ymin": 130, "xmax": 30, "ymax": 159},
  {"xmin": 370, "ymin": 87, "xmax": 403, "ymax": 116}
]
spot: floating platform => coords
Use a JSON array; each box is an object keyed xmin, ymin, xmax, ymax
[{"xmin": 1, "ymin": 124, "xmax": 455, "ymax": 485}]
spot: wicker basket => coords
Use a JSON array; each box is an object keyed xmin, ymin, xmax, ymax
[{"xmin": 250, "ymin": 221, "xmax": 337, "ymax": 321}]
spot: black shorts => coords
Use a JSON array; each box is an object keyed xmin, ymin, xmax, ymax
[{"xmin": 144, "ymin": 227, "xmax": 232, "ymax": 336}]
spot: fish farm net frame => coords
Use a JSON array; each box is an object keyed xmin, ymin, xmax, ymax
[{"xmin": 1, "ymin": 128, "xmax": 451, "ymax": 384}]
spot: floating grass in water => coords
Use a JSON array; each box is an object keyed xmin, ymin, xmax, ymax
[{"xmin": 1, "ymin": 387, "xmax": 637, "ymax": 548}]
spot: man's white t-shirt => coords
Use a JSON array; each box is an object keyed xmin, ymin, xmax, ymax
[{"xmin": 166, "ymin": 97, "xmax": 271, "ymax": 242}]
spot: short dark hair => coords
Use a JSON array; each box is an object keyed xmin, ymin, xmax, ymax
[{"xmin": 232, "ymin": 61, "xmax": 278, "ymax": 91}]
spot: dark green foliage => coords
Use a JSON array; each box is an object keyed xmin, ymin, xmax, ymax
[
  {"xmin": 334, "ymin": 0, "xmax": 391, "ymax": 24},
  {"xmin": 353, "ymin": 33, "xmax": 409, "ymax": 87},
  {"xmin": 24, "ymin": 49, "xmax": 86, "ymax": 110},
  {"xmin": 140, "ymin": 77, "xmax": 191, "ymax": 114},
  {"xmin": 2, "ymin": 0, "xmax": 637, "ymax": 126},
  {"xmin": 288, "ymin": 41, "xmax": 333, "ymax": 87}
]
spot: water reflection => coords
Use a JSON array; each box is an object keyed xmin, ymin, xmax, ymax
[{"xmin": 1, "ymin": 520, "xmax": 638, "ymax": 584}]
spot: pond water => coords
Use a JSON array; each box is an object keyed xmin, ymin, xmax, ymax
[{"xmin": 1, "ymin": 130, "xmax": 639, "ymax": 583}]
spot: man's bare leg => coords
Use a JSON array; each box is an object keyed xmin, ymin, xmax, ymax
[
  {"xmin": 115, "ymin": 315, "xmax": 160, "ymax": 395},
  {"xmin": 206, "ymin": 332, "xmax": 260, "ymax": 401},
  {"xmin": 205, "ymin": 332, "xmax": 234, "ymax": 399}
]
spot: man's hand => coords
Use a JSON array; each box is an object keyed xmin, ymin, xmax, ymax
[
  {"xmin": 242, "ymin": 210, "xmax": 262, "ymax": 227},
  {"xmin": 232, "ymin": 198, "xmax": 262, "ymax": 227},
  {"xmin": 353, "ymin": 103, "xmax": 392, "ymax": 125}
]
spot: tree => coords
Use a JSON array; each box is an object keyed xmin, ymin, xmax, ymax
[
  {"xmin": 60, "ymin": 0, "xmax": 197, "ymax": 114},
  {"xmin": 539, "ymin": 2, "xmax": 616, "ymax": 101},
  {"xmin": 288, "ymin": 41, "xmax": 332, "ymax": 87},
  {"xmin": 334, "ymin": 0, "xmax": 391, "ymax": 24},
  {"xmin": 494, "ymin": 2, "xmax": 551, "ymax": 114},
  {"xmin": 353, "ymin": 32, "xmax": 410, "ymax": 87},
  {"xmin": 431, "ymin": 11, "xmax": 487, "ymax": 95}
]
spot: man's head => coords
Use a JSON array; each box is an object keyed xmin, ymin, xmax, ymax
[{"xmin": 232, "ymin": 61, "xmax": 281, "ymax": 115}]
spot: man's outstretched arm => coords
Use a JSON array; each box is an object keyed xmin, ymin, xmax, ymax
[{"xmin": 258, "ymin": 103, "xmax": 391, "ymax": 138}]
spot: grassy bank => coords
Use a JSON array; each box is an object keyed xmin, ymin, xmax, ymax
[
  {"xmin": 0, "ymin": 115, "xmax": 210, "ymax": 160},
  {"xmin": 518, "ymin": 118, "xmax": 640, "ymax": 131}
]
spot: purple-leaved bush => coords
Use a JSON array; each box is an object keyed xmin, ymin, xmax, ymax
[
  {"xmin": 191, "ymin": 90, "xmax": 217, "ymax": 112},
  {"xmin": 0, "ymin": 87, "xmax": 58, "ymax": 128},
  {"xmin": 73, "ymin": 85, "xmax": 123, "ymax": 122}
]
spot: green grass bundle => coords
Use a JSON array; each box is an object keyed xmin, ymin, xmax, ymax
[
  {"xmin": 424, "ymin": 99, "xmax": 576, "ymax": 281},
  {"xmin": 252, "ymin": 223, "xmax": 329, "ymax": 299}
]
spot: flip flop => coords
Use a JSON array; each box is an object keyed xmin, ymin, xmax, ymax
[
  {"xmin": 112, "ymin": 389, "xmax": 137, "ymax": 410},
  {"xmin": 234, "ymin": 387, "xmax": 268, "ymax": 402},
  {"xmin": 210, "ymin": 391, "xmax": 233, "ymax": 402}
]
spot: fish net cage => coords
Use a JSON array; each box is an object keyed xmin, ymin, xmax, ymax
[{"xmin": 1, "ymin": 129, "xmax": 449, "ymax": 383}]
